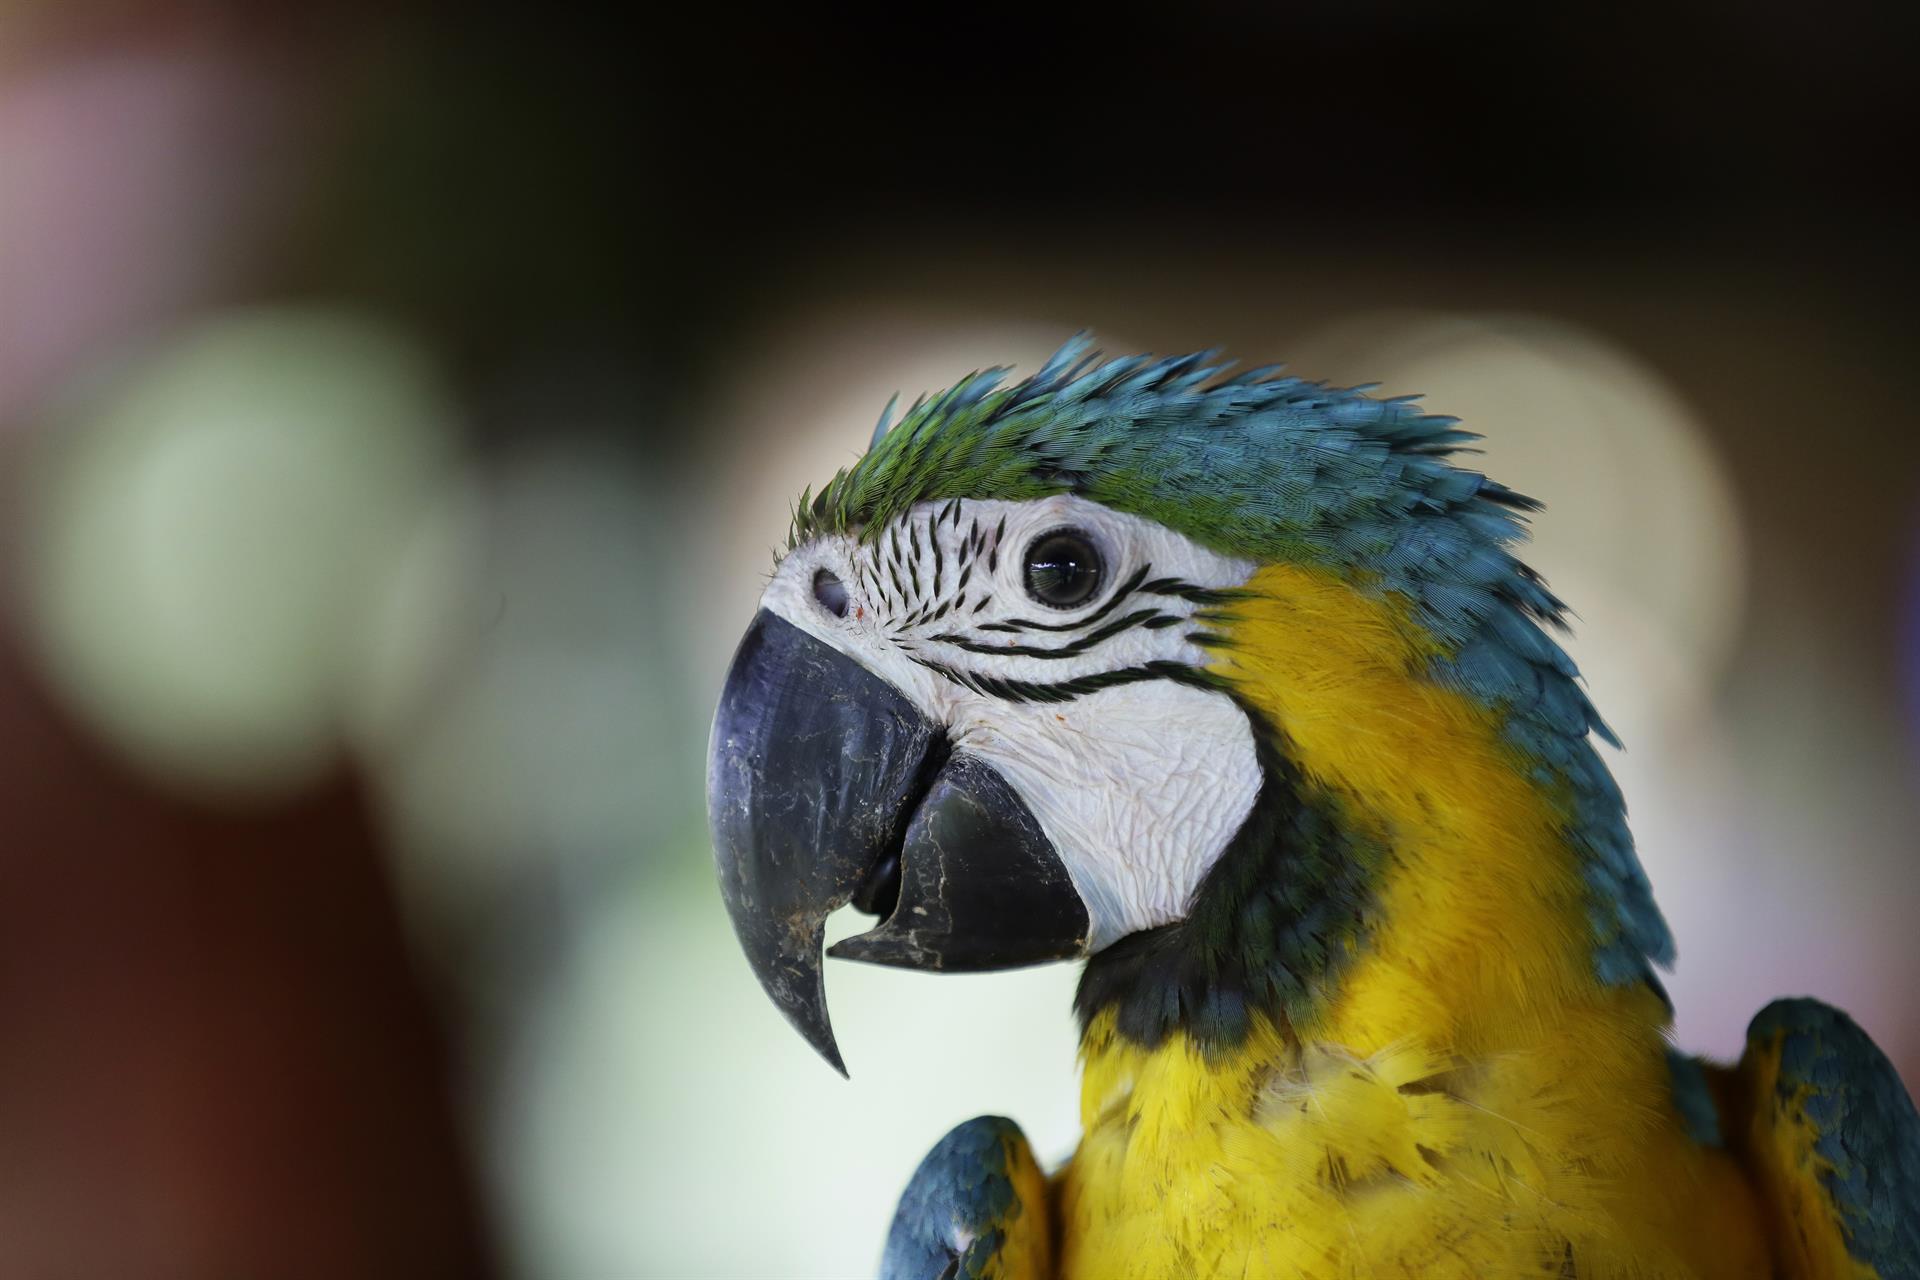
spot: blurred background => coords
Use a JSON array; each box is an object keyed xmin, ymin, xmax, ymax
[{"xmin": 2, "ymin": 2, "xmax": 1917, "ymax": 1276}]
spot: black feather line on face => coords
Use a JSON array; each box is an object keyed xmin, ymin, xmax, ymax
[
  {"xmin": 929, "ymin": 514, "xmax": 943, "ymax": 595},
  {"xmin": 909, "ymin": 656, "xmax": 1200, "ymax": 705},
  {"xmin": 931, "ymin": 608, "xmax": 1170, "ymax": 659},
  {"xmin": 883, "ymin": 557, "xmax": 904, "ymax": 612},
  {"xmin": 1139, "ymin": 577, "xmax": 1246, "ymax": 607},
  {"xmin": 982, "ymin": 564, "xmax": 1155, "ymax": 634}
]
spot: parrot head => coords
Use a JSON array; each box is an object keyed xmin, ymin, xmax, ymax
[{"xmin": 707, "ymin": 336, "xmax": 1671, "ymax": 1075}]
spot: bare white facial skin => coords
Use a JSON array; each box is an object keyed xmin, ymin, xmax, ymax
[{"xmin": 758, "ymin": 494, "xmax": 1262, "ymax": 950}]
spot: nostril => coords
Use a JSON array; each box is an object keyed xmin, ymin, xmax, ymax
[{"xmin": 812, "ymin": 567, "xmax": 849, "ymax": 618}]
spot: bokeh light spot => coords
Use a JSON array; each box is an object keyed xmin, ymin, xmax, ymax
[{"xmin": 20, "ymin": 308, "xmax": 456, "ymax": 799}]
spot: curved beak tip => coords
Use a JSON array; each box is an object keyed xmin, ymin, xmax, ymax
[{"xmin": 778, "ymin": 980, "xmax": 849, "ymax": 1078}]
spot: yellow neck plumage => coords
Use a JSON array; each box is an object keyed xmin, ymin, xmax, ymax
[
  {"xmin": 1203, "ymin": 561, "xmax": 1620, "ymax": 1047},
  {"xmin": 1056, "ymin": 564, "xmax": 1764, "ymax": 1279}
]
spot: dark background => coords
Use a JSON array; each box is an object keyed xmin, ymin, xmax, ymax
[{"xmin": 2, "ymin": 3, "xmax": 1916, "ymax": 1276}]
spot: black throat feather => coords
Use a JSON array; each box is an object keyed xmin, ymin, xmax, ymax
[{"xmin": 1073, "ymin": 706, "xmax": 1388, "ymax": 1052}]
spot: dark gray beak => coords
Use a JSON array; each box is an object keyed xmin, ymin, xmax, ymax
[{"xmin": 707, "ymin": 610, "xmax": 1089, "ymax": 1075}]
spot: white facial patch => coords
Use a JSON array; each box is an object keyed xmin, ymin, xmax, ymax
[{"xmin": 758, "ymin": 494, "xmax": 1262, "ymax": 950}]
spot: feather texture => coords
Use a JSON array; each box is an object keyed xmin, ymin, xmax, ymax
[
  {"xmin": 832, "ymin": 341, "xmax": 1917, "ymax": 1278},
  {"xmin": 796, "ymin": 335, "xmax": 1668, "ymax": 990}
]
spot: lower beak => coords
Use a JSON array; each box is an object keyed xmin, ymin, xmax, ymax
[{"xmin": 707, "ymin": 610, "xmax": 1089, "ymax": 1075}]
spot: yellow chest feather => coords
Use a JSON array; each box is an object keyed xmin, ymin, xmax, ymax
[
  {"xmin": 1056, "ymin": 1008, "xmax": 1765, "ymax": 1280},
  {"xmin": 1051, "ymin": 567, "xmax": 1765, "ymax": 1278}
]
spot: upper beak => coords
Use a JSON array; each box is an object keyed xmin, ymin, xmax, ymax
[{"xmin": 707, "ymin": 610, "xmax": 1089, "ymax": 1075}]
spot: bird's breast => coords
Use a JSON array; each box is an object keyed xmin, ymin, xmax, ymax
[{"xmin": 1055, "ymin": 1002, "xmax": 1768, "ymax": 1280}]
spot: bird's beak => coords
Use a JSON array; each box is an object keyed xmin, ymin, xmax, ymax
[{"xmin": 708, "ymin": 610, "xmax": 1090, "ymax": 1075}]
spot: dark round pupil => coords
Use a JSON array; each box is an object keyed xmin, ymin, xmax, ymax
[
  {"xmin": 1023, "ymin": 532, "xmax": 1102, "ymax": 608},
  {"xmin": 812, "ymin": 567, "xmax": 849, "ymax": 617}
]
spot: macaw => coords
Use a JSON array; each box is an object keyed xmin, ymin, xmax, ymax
[{"xmin": 705, "ymin": 336, "xmax": 1919, "ymax": 1279}]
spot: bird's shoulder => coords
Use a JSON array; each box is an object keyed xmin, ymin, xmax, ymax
[
  {"xmin": 1738, "ymin": 997, "xmax": 1920, "ymax": 1280},
  {"xmin": 882, "ymin": 1115, "xmax": 1052, "ymax": 1280}
]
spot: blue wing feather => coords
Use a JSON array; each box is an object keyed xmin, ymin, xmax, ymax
[
  {"xmin": 881, "ymin": 1115, "xmax": 1046, "ymax": 1280},
  {"xmin": 1748, "ymin": 998, "xmax": 1920, "ymax": 1279}
]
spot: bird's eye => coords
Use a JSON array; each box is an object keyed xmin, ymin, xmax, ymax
[
  {"xmin": 812, "ymin": 567, "xmax": 849, "ymax": 618},
  {"xmin": 1023, "ymin": 528, "xmax": 1104, "ymax": 609}
]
